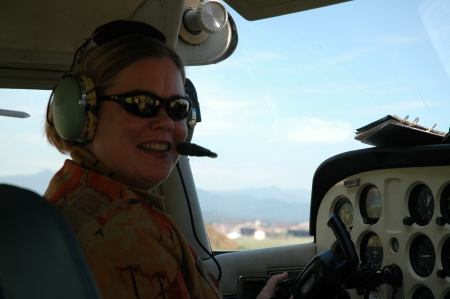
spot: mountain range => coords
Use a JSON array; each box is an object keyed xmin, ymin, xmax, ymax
[{"xmin": 0, "ymin": 170, "xmax": 312, "ymax": 223}]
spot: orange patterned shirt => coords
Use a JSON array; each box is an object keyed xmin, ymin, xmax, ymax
[{"xmin": 44, "ymin": 146, "xmax": 221, "ymax": 299}]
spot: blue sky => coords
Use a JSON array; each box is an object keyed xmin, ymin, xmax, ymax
[{"xmin": 1, "ymin": 0, "xmax": 450, "ymax": 193}]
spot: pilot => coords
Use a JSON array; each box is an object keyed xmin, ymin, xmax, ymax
[{"xmin": 44, "ymin": 20, "xmax": 288, "ymax": 299}]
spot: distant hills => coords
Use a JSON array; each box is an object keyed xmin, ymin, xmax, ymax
[
  {"xmin": 197, "ymin": 189, "xmax": 311, "ymax": 223},
  {"xmin": 0, "ymin": 169, "xmax": 54, "ymax": 196},
  {"xmin": 0, "ymin": 170, "xmax": 312, "ymax": 223}
]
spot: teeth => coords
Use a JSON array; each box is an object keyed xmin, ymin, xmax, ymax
[{"xmin": 138, "ymin": 143, "xmax": 168, "ymax": 151}]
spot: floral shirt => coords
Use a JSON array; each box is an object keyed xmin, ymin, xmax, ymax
[{"xmin": 44, "ymin": 146, "xmax": 221, "ymax": 299}]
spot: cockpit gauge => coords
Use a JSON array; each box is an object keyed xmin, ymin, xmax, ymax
[
  {"xmin": 391, "ymin": 238, "xmax": 399, "ymax": 253},
  {"xmin": 361, "ymin": 233, "xmax": 383, "ymax": 268},
  {"xmin": 360, "ymin": 185, "xmax": 382, "ymax": 225},
  {"xmin": 412, "ymin": 287, "xmax": 434, "ymax": 299},
  {"xmin": 409, "ymin": 184, "xmax": 434, "ymax": 226},
  {"xmin": 334, "ymin": 198, "xmax": 353, "ymax": 232},
  {"xmin": 337, "ymin": 291, "xmax": 350, "ymax": 299},
  {"xmin": 364, "ymin": 290, "xmax": 381, "ymax": 299},
  {"xmin": 439, "ymin": 184, "xmax": 450, "ymax": 225},
  {"xmin": 410, "ymin": 235, "xmax": 435, "ymax": 277},
  {"xmin": 440, "ymin": 238, "xmax": 450, "ymax": 277}
]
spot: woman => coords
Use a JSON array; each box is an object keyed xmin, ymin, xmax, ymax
[{"xmin": 45, "ymin": 20, "xmax": 288, "ymax": 299}]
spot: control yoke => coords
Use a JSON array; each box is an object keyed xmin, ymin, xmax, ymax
[{"xmin": 292, "ymin": 214, "xmax": 359, "ymax": 299}]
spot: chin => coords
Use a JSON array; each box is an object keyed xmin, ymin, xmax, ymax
[{"xmin": 140, "ymin": 175, "xmax": 172, "ymax": 191}]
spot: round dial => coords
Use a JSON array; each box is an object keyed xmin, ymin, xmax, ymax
[
  {"xmin": 409, "ymin": 184, "xmax": 434, "ymax": 226},
  {"xmin": 412, "ymin": 287, "xmax": 434, "ymax": 299},
  {"xmin": 391, "ymin": 238, "xmax": 399, "ymax": 252},
  {"xmin": 334, "ymin": 198, "xmax": 353, "ymax": 232},
  {"xmin": 360, "ymin": 185, "xmax": 382, "ymax": 224},
  {"xmin": 441, "ymin": 237, "xmax": 450, "ymax": 276},
  {"xmin": 364, "ymin": 290, "xmax": 381, "ymax": 299},
  {"xmin": 361, "ymin": 233, "xmax": 383, "ymax": 268},
  {"xmin": 410, "ymin": 235, "xmax": 435, "ymax": 277},
  {"xmin": 197, "ymin": 0, "xmax": 228, "ymax": 34},
  {"xmin": 440, "ymin": 184, "xmax": 450, "ymax": 224}
]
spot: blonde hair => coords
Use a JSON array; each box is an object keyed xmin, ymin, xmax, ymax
[{"xmin": 46, "ymin": 34, "xmax": 186, "ymax": 154}]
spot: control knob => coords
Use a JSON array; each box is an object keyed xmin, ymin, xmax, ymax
[{"xmin": 183, "ymin": 0, "xmax": 228, "ymax": 34}]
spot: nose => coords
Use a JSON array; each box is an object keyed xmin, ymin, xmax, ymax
[{"xmin": 150, "ymin": 107, "xmax": 174, "ymax": 131}]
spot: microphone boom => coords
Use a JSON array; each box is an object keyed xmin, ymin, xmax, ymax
[{"xmin": 176, "ymin": 142, "xmax": 218, "ymax": 158}]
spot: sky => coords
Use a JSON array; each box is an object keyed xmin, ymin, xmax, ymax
[{"xmin": 1, "ymin": 0, "xmax": 450, "ymax": 194}]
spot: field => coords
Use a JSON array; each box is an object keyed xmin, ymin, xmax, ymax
[{"xmin": 213, "ymin": 236, "xmax": 314, "ymax": 251}]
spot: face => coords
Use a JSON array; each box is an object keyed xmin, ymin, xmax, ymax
[{"xmin": 87, "ymin": 57, "xmax": 187, "ymax": 190}]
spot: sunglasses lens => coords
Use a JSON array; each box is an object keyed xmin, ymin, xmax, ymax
[
  {"xmin": 169, "ymin": 99, "xmax": 191, "ymax": 120},
  {"xmin": 122, "ymin": 95, "xmax": 190, "ymax": 120},
  {"xmin": 122, "ymin": 95, "xmax": 159, "ymax": 117}
]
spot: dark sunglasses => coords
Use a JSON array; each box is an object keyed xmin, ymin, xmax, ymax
[{"xmin": 98, "ymin": 93, "xmax": 192, "ymax": 120}]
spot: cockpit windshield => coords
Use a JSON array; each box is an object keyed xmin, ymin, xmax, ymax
[{"xmin": 1, "ymin": 0, "xmax": 449, "ymax": 251}]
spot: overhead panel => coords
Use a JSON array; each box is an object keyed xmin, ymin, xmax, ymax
[
  {"xmin": 0, "ymin": 0, "xmax": 184, "ymax": 90},
  {"xmin": 177, "ymin": 0, "xmax": 238, "ymax": 66},
  {"xmin": 0, "ymin": 0, "xmax": 349, "ymax": 89},
  {"xmin": 223, "ymin": 0, "xmax": 352, "ymax": 21}
]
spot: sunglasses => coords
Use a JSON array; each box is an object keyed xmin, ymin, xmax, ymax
[{"xmin": 98, "ymin": 93, "xmax": 192, "ymax": 120}]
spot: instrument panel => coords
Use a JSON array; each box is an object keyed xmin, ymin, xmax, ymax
[{"xmin": 315, "ymin": 165, "xmax": 450, "ymax": 298}]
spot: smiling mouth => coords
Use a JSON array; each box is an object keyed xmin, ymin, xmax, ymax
[{"xmin": 138, "ymin": 142, "xmax": 169, "ymax": 151}]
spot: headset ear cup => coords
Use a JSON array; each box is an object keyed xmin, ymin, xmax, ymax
[
  {"xmin": 184, "ymin": 78, "xmax": 200, "ymax": 143},
  {"xmin": 77, "ymin": 75, "xmax": 97, "ymax": 143},
  {"xmin": 52, "ymin": 73, "xmax": 87, "ymax": 140},
  {"xmin": 185, "ymin": 109, "xmax": 195, "ymax": 143},
  {"xmin": 51, "ymin": 73, "xmax": 98, "ymax": 143}
]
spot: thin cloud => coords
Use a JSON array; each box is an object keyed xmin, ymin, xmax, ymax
[
  {"xmin": 355, "ymin": 34, "xmax": 423, "ymax": 45},
  {"xmin": 328, "ymin": 48, "xmax": 373, "ymax": 64},
  {"xmin": 198, "ymin": 51, "xmax": 286, "ymax": 71},
  {"xmin": 355, "ymin": 100, "xmax": 440, "ymax": 114},
  {"xmin": 190, "ymin": 161, "xmax": 314, "ymax": 191},
  {"xmin": 375, "ymin": 35, "xmax": 422, "ymax": 45},
  {"xmin": 284, "ymin": 87, "xmax": 323, "ymax": 95},
  {"xmin": 279, "ymin": 117, "xmax": 352, "ymax": 143},
  {"xmin": 201, "ymin": 100, "xmax": 250, "ymax": 110}
]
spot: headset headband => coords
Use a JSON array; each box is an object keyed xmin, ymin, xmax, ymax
[
  {"xmin": 70, "ymin": 20, "xmax": 167, "ymax": 72},
  {"xmin": 92, "ymin": 20, "xmax": 167, "ymax": 46},
  {"xmin": 49, "ymin": 20, "xmax": 170, "ymax": 143}
]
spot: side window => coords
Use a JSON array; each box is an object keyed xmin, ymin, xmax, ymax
[{"xmin": 0, "ymin": 90, "xmax": 67, "ymax": 196}]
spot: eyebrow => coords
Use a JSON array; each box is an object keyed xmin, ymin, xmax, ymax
[
  {"xmin": 121, "ymin": 89, "xmax": 158, "ymax": 95},
  {"xmin": 104, "ymin": 91, "xmax": 188, "ymax": 101}
]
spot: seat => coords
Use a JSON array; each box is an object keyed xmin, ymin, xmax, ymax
[{"xmin": 0, "ymin": 184, "xmax": 101, "ymax": 299}]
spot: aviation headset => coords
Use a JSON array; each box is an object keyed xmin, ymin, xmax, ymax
[{"xmin": 47, "ymin": 20, "xmax": 197, "ymax": 143}]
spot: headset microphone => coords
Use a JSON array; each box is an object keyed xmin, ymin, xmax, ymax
[{"xmin": 176, "ymin": 142, "xmax": 217, "ymax": 158}]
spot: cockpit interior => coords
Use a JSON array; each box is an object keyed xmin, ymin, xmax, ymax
[{"xmin": 2, "ymin": 0, "xmax": 450, "ymax": 298}]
